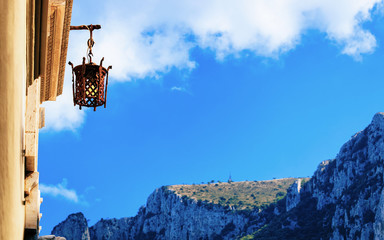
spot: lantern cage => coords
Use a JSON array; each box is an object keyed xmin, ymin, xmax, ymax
[
  {"xmin": 68, "ymin": 24, "xmax": 112, "ymax": 111},
  {"xmin": 69, "ymin": 58, "xmax": 111, "ymax": 111}
]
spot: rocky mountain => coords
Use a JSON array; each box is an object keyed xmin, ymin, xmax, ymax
[
  {"xmin": 51, "ymin": 212, "xmax": 90, "ymax": 240},
  {"xmin": 50, "ymin": 179, "xmax": 298, "ymax": 240},
  {"xmin": 50, "ymin": 113, "xmax": 384, "ymax": 239}
]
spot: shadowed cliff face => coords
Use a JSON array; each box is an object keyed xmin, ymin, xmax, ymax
[
  {"xmin": 246, "ymin": 112, "xmax": 384, "ymax": 239},
  {"xmin": 51, "ymin": 113, "xmax": 384, "ymax": 240},
  {"xmin": 313, "ymin": 112, "xmax": 384, "ymax": 240},
  {"xmin": 51, "ymin": 212, "xmax": 90, "ymax": 240}
]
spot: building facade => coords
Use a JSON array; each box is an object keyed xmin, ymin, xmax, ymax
[{"xmin": 0, "ymin": 0, "xmax": 73, "ymax": 239}]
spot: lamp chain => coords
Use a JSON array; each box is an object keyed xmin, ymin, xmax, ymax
[{"xmin": 86, "ymin": 25, "xmax": 95, "ymax": 63}]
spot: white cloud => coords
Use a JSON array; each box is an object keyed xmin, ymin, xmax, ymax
[
  {"xmin": 98, "ymin": 0, "xmax": 383, "ymax": 81},
  {"xmin": 44, "ymin": 0, "xmax": 383, "ymax": 131},
  {"xmin": 40, "ymin": 178, "xmax": 81, "ymax": 204},
  {"xmin": 42, "ymin": 84, "xmax": 86, "ymax": 132}
]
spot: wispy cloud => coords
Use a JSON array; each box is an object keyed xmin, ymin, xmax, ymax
[
  {"xmin": 171, "ymin": 86, "xmax": 186, "ymax": 92},
  {"xmin": 43, "ymin": 0, "xmax": 384, "ymax": 131},
  {"xmin": 40, "ymin": 179, "xmax": 85, "ymax": 204}
]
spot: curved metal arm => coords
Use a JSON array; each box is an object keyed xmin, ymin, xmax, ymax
[{"xmin": 104, "ymin": 66, "xmax": 112, "ymax": 108}]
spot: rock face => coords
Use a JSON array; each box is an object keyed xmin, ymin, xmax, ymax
[
  {"xmin": 286, "ymin": 179, "xmax": 302, "ymax": 211},
  {"xmin": 52, "ymin": 188, "xmax": 255, "ymax": 240},
  {"xmin": 51, "ymin": 113, "xmax": 384, "ymax": 239},
  {"xmin": 250, "ymin": 112, "xmax": 384, "ymax": 239},
  {"xmin": 51, "ymin": 212, "xmax": 90, "ymax": 240},
  {"xmin": 306, "ymin": 112, "xmax": 384, "ymax": 239},
  {"xmin": 87, "ymin": 188, "xmax": 251, "ymax": 240},
  {"xmin": 38, "ymin": 236, "xmax": 66, "ymax": 240}
]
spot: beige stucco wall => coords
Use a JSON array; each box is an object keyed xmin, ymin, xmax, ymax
[{"xmin": 0, "ymin": 0, "xmax": 27, "ymax": 239}]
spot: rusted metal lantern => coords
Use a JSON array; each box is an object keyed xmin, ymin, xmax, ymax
[{"xmin": 68, "ymin": 24, "xmax": 112, "ymax": 111}]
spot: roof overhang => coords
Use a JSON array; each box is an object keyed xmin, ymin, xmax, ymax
[{"xmin": 38, "ymin": 0, "xmax": 73, "ymax": 103}]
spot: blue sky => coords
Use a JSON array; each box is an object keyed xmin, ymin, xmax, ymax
[{"xmin": 39, "ymin": 0, "xmax": 384, "ymax": 235}]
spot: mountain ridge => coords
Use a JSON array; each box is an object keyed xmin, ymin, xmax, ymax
[{"xmin": 51, "ymin": 113, "xmax": 384, "ymax": 239}]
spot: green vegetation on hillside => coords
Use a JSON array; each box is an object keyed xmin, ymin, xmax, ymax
[{"xmin": 168, "ymin": 178, "xmax": 306, "ymax": 210}]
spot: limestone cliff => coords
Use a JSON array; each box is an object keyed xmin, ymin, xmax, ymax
[
  {"xmin": 246, "ymin": 112, "xmax": 384, "ymax": 239},
  {"xmin": 88, "ymin": 187, "xmax": 252, "ymax": 240},
  {"xmin": 51, "ymin": 212, "xmax": 90, "ymax": 240},
  {"xmin": 285, "ymin": 179, "xmax": 302, "ymax": 211},
  {"xmin": 307, "ymin": 112, "xmax": 384, "ymax": 239},
  {"xmin": 51, "ymin": 185, "xmax": 281, "ymax": 240},
  {"xmin": 51, "ymin": 113, "xmax": 384, "ymax": 239}
]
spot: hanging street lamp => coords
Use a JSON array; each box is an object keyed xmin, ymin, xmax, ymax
[{"xmin": 68, "ymin": 24, "xmax": 112, "ymax": 111}]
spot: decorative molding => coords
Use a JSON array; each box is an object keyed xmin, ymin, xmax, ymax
[{"xmin": 40, "ymin": 0, "xmax": 73, "ymax": 103}]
